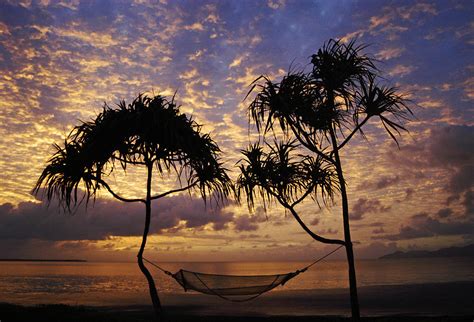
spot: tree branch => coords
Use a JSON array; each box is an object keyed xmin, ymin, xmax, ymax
[
  {"xmin": 266, "ymin": 189, "xmax": 345, "ymax": 246},
  {"xmin": 288, "ymin": 120, "xmax": 335, "ymax": 165},
  {"xmin": 286, "ymin": 205, "xmax": 345, "ymax": 245},
  {"xmin": 149, "ymin": 181, "xmax": 199, "ymax": 200},
  {"xmin": 291, "ymin": 183, "xmax": 316, "ymax": 207},
  {"xmin": 336, "ymin": 116, "xmax": 369, "ymax": 151},
  {"xmin": 96, "ymin": 178, "xmax": 145, "ymax": 203}
]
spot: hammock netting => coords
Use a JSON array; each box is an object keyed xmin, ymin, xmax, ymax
[
  {"xmin": 143, "ymin": 245, "xmax": 343, "ymax": 302},
  {"xmin": 172, "ymin": 269, "xmax": 303, "ymax": 298}
]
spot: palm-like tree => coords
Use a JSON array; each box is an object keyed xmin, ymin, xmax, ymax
[
  {"xmin": 237, "ymin": 140, "xmax": 344, "ymax": 245},
  {"xmin": 243, "ymin": 39, "xmax": 412, "ymax": 320},
  {"xmin": 34, "ymin": 94, "xmax": 232, "ymax": 321}
]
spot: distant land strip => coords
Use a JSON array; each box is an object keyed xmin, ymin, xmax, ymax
[
  {"xmin": 0, "ymin": 259, "xmax": 87, "ymax": 262},
  {"xmin": 379, "ymin": 244, "xmax": 474, "ymax": 259}
]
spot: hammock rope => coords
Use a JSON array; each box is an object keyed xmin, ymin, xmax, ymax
[{"xmin": 143, "ymin": 244, "xmax": 344, "ymax": 302}]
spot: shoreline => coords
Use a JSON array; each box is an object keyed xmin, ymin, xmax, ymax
[
  {"xmin": 1, "ymin": 281, "xmax": 473, "ymax": 320},
  {"xmin": 0, "ymin": 303, "xmax": 472, "ymax": 322}
]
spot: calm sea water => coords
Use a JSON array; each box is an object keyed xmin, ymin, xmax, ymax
[{"xmin": 1, "ymin": 258, "xmax": 473, "ymax": 306}]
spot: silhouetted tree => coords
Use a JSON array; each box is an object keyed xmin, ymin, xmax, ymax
[
  {"xmin": 237, "ymin": 140, "xmax": 345, "ymax": 245},
  {"xmin": 239, "ymin": 39, "xmax": 412, "ymax": 320},
  {"xmin": 34, "ymin": 94, "xmax": 232, "ymax": 321}
]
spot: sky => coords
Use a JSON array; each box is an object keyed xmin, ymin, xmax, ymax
[{"xmin": 0, "ymin": 0, "xmax": 472, "ymax": 262}]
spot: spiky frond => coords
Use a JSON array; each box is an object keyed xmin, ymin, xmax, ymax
[
  {"xmin": 311, "ymin": 39, "xmax": 376, "ymax": 96},
  {"xmin": 246, "ymin": 38, "xmax": 412, "ymax": 155},
  {"xmin": 355, "ymin": 74, "xmax": 413, "ymax": 145},
  {"xmin": 35, "ymin": 94, "xmax": 232, "ymax": 210},
  {"xmin": 247, "ymin": 72, "xmax": 343, "ymax": 154},
  {"xmin": 247, "ymin": 73, "xmax": 326, "ymax": 134},
  {"xmin": 34, "ymin": 141, "xmax": 98, "ymax": 210},
  {"xmin": 236, "ymin": 141, "xmax": 339, "ymax": 211}
]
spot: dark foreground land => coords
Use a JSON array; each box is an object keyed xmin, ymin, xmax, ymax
[
  {"xmin": 0, "ymin": 304, "xmax": 472, "ymax": 322},
  {"xmin": 1, "ymin": 282, "xmax": 473, "ymax": 321}
]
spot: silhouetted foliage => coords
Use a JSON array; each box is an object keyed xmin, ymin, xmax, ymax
[
  {"xmin": 34, "ymin": 93, "xmax": 232, "ymax": 321},
  {"xmin": 240, "ymin": 38, "xmax": 413, "ymax": 320},
  {"xmin": 237, "ymin": 141, "xmax": 338, "ymax": 211},
  {"xmin": 35, "ymin": 94, "xmax": 232, "ymax": 210}
]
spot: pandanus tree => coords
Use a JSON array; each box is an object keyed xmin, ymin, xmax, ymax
[
  {"xmin": 239, "ymin": 39, "xmax": 412, "ymax": 320},
  {"xmin": 34, "ymin": 94, "xmax": 232, "ymax": 321},
  {"xmin": 237, "ymin": 140, "xmax": 344, "ymax": 245}
]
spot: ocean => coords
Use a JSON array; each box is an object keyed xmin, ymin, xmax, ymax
[{"xmin": 1, "ymin": 257, "xmax": 473, "ymax": 308}]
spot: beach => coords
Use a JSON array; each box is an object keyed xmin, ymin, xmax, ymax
[
  {"xmin": 1, "ymin": 281, "xmax": 473, "ymax": 321},
  {"xmin": 1, "ymin": 259, "xmax": 473, "ymax": 320}
]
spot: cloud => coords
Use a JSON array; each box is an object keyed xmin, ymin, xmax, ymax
[
  {"xmin": 350, "ymin": 198, "xmax": 391, "ymax": 220},
  {"xmin": 267, "ymin": 0, "xmax": 286, "ymax": 10},
  {"xmin": 418, "ymin": 99, "xmax": 443, "ymax": 109},
  {"xmin": 389, "ymin": 126, "xmax": 473, "ymax": 170},
  {"xmin": 0, "ymin": 193, "xmax": 236, "ymax": 241},
  {"xmin": 375, "ymin": 47, "xmax": 405, "ymax": 60},
  {"xmin": 375, "ymin": 125, "xmax": 474, "ymax": 241},
  {"xmin": 369, "ymin": 13, "xmax": 392, "ymax": 30},
  {"xmin": 397, "ymin": 2, "xmax": 437, "ymax": 20},
  {"xmin": 374, "ymin": 212, "xmax": 474, "ymax": 241},
  {"xmin": 358, "ymin": 175, "xmax": 401, "ymax": 190},
  {"xmin": 428, "ymin": 125, "xmax": 474, "ymax": 167},
  {"xmin": 463, "ymin": 190, "xmax": 473, "ymax": 216},
  {"xmin": 372, "ymin": 227, "xmax": 385, "ymax": 234},
  {"xmin": 0, "ymin": 21, "xmax": 11, "ymax": 35},
  {"xmin": 179, "ymin": 68, "xmax": 199, "ymax": 80},
  {"xmin": 352, "ymin": 2, "xmax": 437, "ymax": 42},
  {"xmin": 234, "ymin": 208, "xmax": 267, "ymax": 231},
  {"xmin": 386, "ymin": 125, "xmax": 474, "ymax": 204},
  {"xmin": 462, "ymin": 77, "xmax": 474, "ymax": 100},
  {"xmin": 184, "ymin": 22, "xmax": 205, "ymax": 31},
  {"xmin": 0, "ymin": 0, "xmax": 472, "ymax": 259},
  {"xmin": 404, "ymin": 188, "xmax": 414, "ymax": 201},
  {"xmin": 187, "ymin": 49, "xmax": 205, "ymax": 61},
  {"xmin": 426, "ymin": 127, "xmax": 474, "ymax": 209},
  {"xmin": 436, "ymin": 208, "xmax": 453, "ymax": 218},
  {"xmin": 318, "ymin": 228, "xmax": 338, "ymax": 235},
  {"xmin": 54, "ymin": 26, "xmax": 119, "ymax": 48},
  {"xmin": 339, "ymin": 29, "xmax": 365, "ymax": 43},
  {"xmin": 448, "ymin": 165, "xmax": 474, "ymax": 194},
  {"xmin": 369, "ymin": 2, "xmax": 437, "ymax": 30},
  {"xmin": 229, "ymin": 55, "xmax": 244, "ymax": 68},
  {"xmin": 388, "ymin": 64, "xmax": 416, "ymax": 77}
]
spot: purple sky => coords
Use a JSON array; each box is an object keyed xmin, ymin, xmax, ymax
[{"xmin": 0, "ymin": 0, "xmax": 472, "ymax": 261}]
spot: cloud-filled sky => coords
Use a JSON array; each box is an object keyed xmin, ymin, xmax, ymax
[{"xmin": 0, "ymin": 0, "xmax": 472, "ymax": 261}]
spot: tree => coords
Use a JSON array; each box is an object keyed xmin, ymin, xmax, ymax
[
  {"xmin": 239, "ymin": 39, "xmax": 412, "ymax": 320},
  {"xmin": 34, "ymin": 94, "xmax": 232, "ymax": 321},
  {"xmin": 237, "ymin": 140, "xmax": 345, "ymax": 246}
]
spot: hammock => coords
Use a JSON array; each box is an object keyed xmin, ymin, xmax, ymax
[{"xmin": 143, "ymin": 245, "xmax": 343, "ymax": 302}]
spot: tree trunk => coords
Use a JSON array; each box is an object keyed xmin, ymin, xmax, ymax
[
  {"xmin": 137, "ymin": 164, "xmax": 162, "ymax": 321},
  {"xmin": 330, "ymin": 127, "xmax": 360, "ymax": 321}
]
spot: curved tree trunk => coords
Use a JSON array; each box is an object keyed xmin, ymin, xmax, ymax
[
  {"xmin": 137, "ymin": 164, "xmax": 162, "ymax": 321},
  {"xmin": 330, "ymin": 127, "xmax": 360, "ymax": 321},
  {"xmin": 286, "ymin": 206, "xmax": 345, "ymax": 245}
]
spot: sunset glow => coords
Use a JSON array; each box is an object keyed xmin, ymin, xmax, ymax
[{"xmin": 0, "ymin": 0, "xmax": 472, "ymax": 264}]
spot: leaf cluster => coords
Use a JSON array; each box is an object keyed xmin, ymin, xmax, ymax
[
  {"xmin": 34, "ymin": 94, "xmax": 232, "ymax": 210},
  {"xmin": 236, "ymin": 141, "xmax": 339, "ymax": 211},
  {"xmin": 241, "ymin": 38, "xmax": 413, "ymax": 212},
  {"xmin": 247, "ymin": 39, "xmax": 413, "ymax": 153}
]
